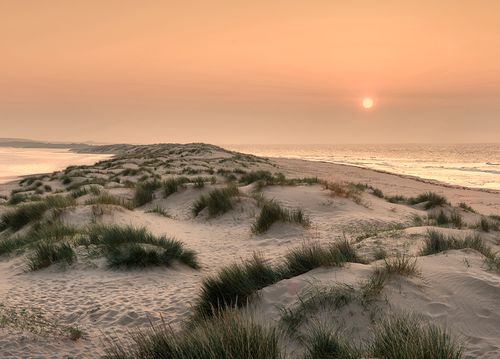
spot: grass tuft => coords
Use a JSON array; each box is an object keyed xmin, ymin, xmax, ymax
[
  {"xmin": 81, "ymin": 225, "xmax": 199, "ymax": 269},
  {"xmin": 27, "ymin": 242, "xmax": 76, "ymax": 271},
  {"xmin": 421, "ymin": 230, "xmax": 491, "ymax": 257},
  {"xmin": 409, "ymin": 192, "xmax": 449, "ymax": 209},
  {"xmin": 134, "ymin": 180, "xmax": 161, "ymax": 207},
  {"xmin": 302, "ymin": 324, "xmax": 360, "ymax": 359},
  {"xmin": 104, "ymin": 308, "xmax": 281, "ymax": 359},
  {"xmin": 371, "ymin": 314, "xmax": 463, "ymax": 359},
  {"xmin": 252, "ymin": 200, "xmax": 310, "ymax": 234},
  {"xmin": 383, "ymin": 254, "xmax": 419, "ymax": 277},
  {"xmin": 193, "ymin": 254, "xmax": 278, "ymax": 319},
  {"xmin": 192, "ymin": 185, "xmax": 239, "ymax": 217}
]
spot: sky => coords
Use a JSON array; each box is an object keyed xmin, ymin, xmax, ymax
[{"xmin": 1, "ymin": 1, "xmax": 500, "ymax": 144}]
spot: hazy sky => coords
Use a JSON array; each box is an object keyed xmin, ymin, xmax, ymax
[{"xmin": 1, "ymin": 1, "xmax": 500, "ymax": 144}]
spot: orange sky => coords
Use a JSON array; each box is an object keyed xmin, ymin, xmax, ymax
[{"xmin": 1, "ymin": 1, "xmax": 500, "ymax": 144}]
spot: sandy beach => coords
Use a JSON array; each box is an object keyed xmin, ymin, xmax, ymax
[{"xmin": 0, "ymin": 144, "xmax": 499, "ymax": 358}]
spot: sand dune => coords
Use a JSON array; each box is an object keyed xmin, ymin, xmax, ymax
[{"xmin": 0, "ymin": 144, "xmax": 499, "ymax": 358}]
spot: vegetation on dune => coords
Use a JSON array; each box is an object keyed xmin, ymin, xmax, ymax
[
  {"xmin": 371, "ymin": 314, "xmax": 463, "ymax": 359},
  {"xmin": 70, "ymin": 185, "xmax": 102, "ymax": 198},
  {"xmin": 133, "ymin": 180, "xmax": 161, "ymax": 207},
  {"xmin": 0, "ymin": 223, "xmax": 78, "ymax": 256},
  {"xmin": 385, "ymin": 191, "xmax": 449, "ymax": 210},
  {"xmin": 85, "ymin": 193, "xmax": 134, "ymax": 210},
  {"xmin": 408, "ymin": 192, "xmax": 449, "ymax": 209},
  {"xmin": 80, "ymin": 225, "xmax": 199, "ymax": 269},
  {"xmin": 421, "ymin": 230, "xmax": 487, "ymax": 256},
  {"xmin": 145, "ymin": 206, "xmax": 171, "ymax": 217},
  {"xmin": 279, "ymin": 239, "xmax": 361, "ymax": 279},
  {"xmin": 458, "ymin": 202, "xmax": 476, "ymax": 213},
  {"xmin": 0, "ymin": 195, "xmax": 76, "ymax": 231},
  {"xmin": 192, "ymin": 185, "xmax": 240, "ymax": 217},
  {"xmin": 193, "ymin": 240, "xmax": 362, "ymax": 320},
  {"xmin": 193, "ymin": 254, "xmax": 278, "ymax": 319},
  {"xmin": 280, "ymin": 284, "xmax": 355, "ymax": 335},
  {"xmin": 163, "ymin": 177, "xmax": 189, "ymax": 197},
  {"xmin": 104, "ymin": 308, "xmax": 282, "ymax": 359},
  {"xmin": 252, "ymin": 200, "xmax": 310, "ymax": 234},
  {"xmin": 27, "ymin": 242, "xmax": 76, "ymax": 271},
  {"xmin": 382, "ymin": 254, "xmax": 419, "ymax": 277},
  {"xmin": 302, "ymin": 324, "xmax": 361, "ymax": 359}
]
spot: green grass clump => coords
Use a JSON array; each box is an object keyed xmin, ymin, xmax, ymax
[
  {"xmin": 409, "ymin": 192, "xmax": 449, "ymax": 209},
  {"xmin": 7, "ymin": 193, "xmax": 29, "ymax": 205},
  {"xmin": 240, "ymin": 170, "xmax": 274, "ymax": 185},
  {"xmin": 302, "ymin": 324, "xmax": 360, "ymax": 359},
  {"xmin": 104, "ymin": 308, "xmax": 281, "ymax": 359},
  {"xmin": 383, "ymin": 255, "xmax": 419, "ymax": 277},
  {"xmin": 192, "ymin": 186, "xmax": 239, "ymax": 217},
  {"xmin": 163, "ymin": 177, "xmax": 189, "ymax": 197},
  {"xmin": 81, "ymin": 225, "xmax": 199, "ymax": 269},
  {"xmin": 0, "ymin": 195, "xmax": 75, "ymax": 231},
  {"xmin": 280, "ymin": 240, "xmax": 361, "ymax": 279},
  {"xmin": 193, "ymin": 239, "xmax": 360, "ymax": 320},
  {"xmin": 85, "ymin": 193, "xmax": 134, "ymax": 210},
  {"xmin": 252, "ymin": 200, "xmax": 310, "ymax": 234},
  {"xmin": 134, "ymin": 180, "xmax": 161, "ymax": 207},
  {"xmin": 477, "ymin": 216, "xmax": 491, "ymax": 232},
  {"xmin": 71, "ymin": 185, "xmax": 102, "ymax": 198},
  {"xmin": 371, "ymin": 314, "xmax": 463, "ymax": 359},
  {"xmin": 360, "ymin": 268, "xmax": 388, "ymax": 304},
  {"xmin": 145, "ymin": 206, "xmax": 171, "ymax": 217},
  {"xmin": 458, "ymin": 202, "xmax": 475, "ymax": 212},
  {"xmin": 280, "ymin": 284, "xmax": 355, "ymax": 335},
  {"xmin": 0, "ymin": 223, "xmax": 79, "ymax": 256},
  {"xmin": 421, "ymin": 230, "xmax": 491, "ymax": 257},
  {"xmin": 27, "ymin": 242, "xmax": 76, "ymax": 271},
  {"xmin": 193, "ymin": 254, "xmax": 278, "ymax": 319}
]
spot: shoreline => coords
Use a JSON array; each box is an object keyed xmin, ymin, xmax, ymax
[
  {"xmin": 1, "ymin": 149, "xmax": 497, "ymax": 195},
  {"xmin": 269, "ymin": 156, "xmax": 500, "ymax": 195}
]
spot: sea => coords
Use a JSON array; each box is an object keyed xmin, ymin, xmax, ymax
[
  {"xmin": 227, "ymin": 144, "xmax": 500, "ymax": 190},
  {"xmin": 0, "ymin": 148, "xmax": 112, "ymax": 184}
]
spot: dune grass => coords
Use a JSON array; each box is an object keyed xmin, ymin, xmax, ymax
[
  {"xmin": 0, "ymin": 223, "xmax": 79, "ymax": 256},
  {"xmin": 81, "ymin": 225, "xmax": 199, "ymax": 269},
  {"xmin": 421, "ymin": 230, "xmax": 490, "ymax": 257},
  {"xmin": 70, "ymin": 185, "xmax": 102, "ymax": 199},
  {"xmin": 193, "ymin": 241, "xmax": 361, "ymax": 320},
  {"xmin": 85, "ymin": 193, "xmax": 134, "ymax": 210},
  {"xmin": 145, "ymin": 206, "xmax": 171, "ymax": 217},
  {"xmin": 360, "ymin": 268, "xmax": 388, "ymax": 304},
  {"xmin": 104, "ymin": 308, "xmax": 282, "ymax": 359},
  {"xmin": 193, "ymin": 254, "xmax": 278, "ymax": 319},
  {"xmin": 280, "ymin": 284, "xmax": 355, "ymax": 335},
  {"xmin": 409, "ymin": 192, "xmax": 449, "ymax": 209},
  {"xmin": 252, "ymin": 200, "xmax": 310, "ymax": 234},
  {"xmin": 302, "ymin": 324, "xmax": 360, "ymax": 359},
  {"xmin": 383, "ymin": 254, "xmax": 419, "ymax": 277},
  {"xmin": 427, "ymin": 210, "xmax": 463, "ymax": 228},
  {"xmin": 163, "ymin": 177, "xmax": 189, "ymax": 197},
  {"xmin": 371, "ymin": 314, "xmax": 463, "ymax": 359},
  {"xmin": 192, "ymin": 185, "xmax": 239, "ymax": 217},
  {"xmin": 133, "ymin": 180, "xmax": 161, "ymax": 207},
  {"xmin": 27, "ymin": 242, "xmax": 76, "ymax": 271},
  {"xmin": 0, "ymin": 195, "xmax": 76, "ymax": 231},
  {"xmin": 280, "ymin": 239, "xmax": 362, "ymax": 279}
]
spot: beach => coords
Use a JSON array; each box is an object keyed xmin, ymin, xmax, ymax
[{"xmin": 0, "ymin": 144, "xmax": 499, "ymax": 358}]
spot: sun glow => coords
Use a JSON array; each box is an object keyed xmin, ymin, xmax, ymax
[{"xmin": 362, "ymin": 97, "xmax": 374, "ymax": 109}]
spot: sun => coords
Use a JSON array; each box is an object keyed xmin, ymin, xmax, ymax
[{"xmin": 362, "ymin": 97, "xmax": 374, "ymax": 109}]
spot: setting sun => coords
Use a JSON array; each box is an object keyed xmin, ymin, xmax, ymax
[{"xmin": 362, "ymin": 97, "xmax": 374, "ymax": 109}]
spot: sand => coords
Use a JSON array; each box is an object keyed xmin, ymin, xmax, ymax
[{"xmin": 0, "ymin": 144, "xmax": 499, "ymax": 358}]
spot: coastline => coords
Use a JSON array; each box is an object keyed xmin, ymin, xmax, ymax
[{"xmin": 1, "ymin": 143, "xmax": 499, "ymax": 358}]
